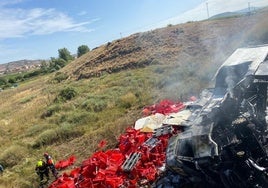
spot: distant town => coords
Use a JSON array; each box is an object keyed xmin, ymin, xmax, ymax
[{"xmin": 0, "ymin": 60, "xmax": 42, "ymax": 75}]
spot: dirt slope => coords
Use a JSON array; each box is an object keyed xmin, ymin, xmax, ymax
[{"xmin": 62, "ymin": 8, "xmax": 268, "ymax": 80}]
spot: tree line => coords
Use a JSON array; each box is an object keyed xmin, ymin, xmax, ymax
[
  {"xmin": 0, "ymin": 45, "xmax": 90, "ymax": 89},
  {"xmin": 41, "ymin": 45, "xmax": 90, "ymax": 73}
]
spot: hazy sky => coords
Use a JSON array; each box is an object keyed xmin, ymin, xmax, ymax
[{"xmin": 0, "ymin": 0, "xmax": 268, "ymax": 63}]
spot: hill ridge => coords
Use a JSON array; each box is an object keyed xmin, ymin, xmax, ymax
[{"xmin": 62, "ymin": 8, "xmax": 268, "ymax": 80}]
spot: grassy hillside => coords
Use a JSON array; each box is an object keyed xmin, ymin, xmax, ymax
[{"xmin": 0, "ymin": 7, "xmax": 268, "ymax": 187}]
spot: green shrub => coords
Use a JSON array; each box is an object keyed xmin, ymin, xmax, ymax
[
  {"xmin": 77, "ymin": 45, "xmax": 90, "ymax": 57},
  {"xmin": 57, "ymin": 124, "xmax": 84, "ymax": 141},
  {"xmin": 32, "ymin": 129, "xmax": 58, "ymax": 148},
  {"xmin": 58, "ymin": 48, "xmax": 74, "ymax": 62},
  {"xmin": 0, "ymin": 145, "xmax": 27, "ymax": 167},
  {"xmin": 52, "ymin": 72, "xmax": 69, "ymax": 83},
  {"xmin": 41, "ymin": 104, "xmax": 61, "ymax": 118},
  {"xmin": 24, "ymin": 124, "xmax": 53, "ymax": 137},
  {"xmin": 59, "ymin": 111, "xmax": 89, "ymax": 125},
  {"xmin": 23, "ymin": 69, "xmax": 43, "ymax": 79},
  {"xmin": 81, "ymin": 99, "xmax": 107, "ymax": 112},
  {"xmin": 2, "ymin": 83, "xmax": 11, "ymax": 89},
  {"xmin": 118, "ymin": 92, "xmax": 137, "ymax": 108},
  {"xmin": 55, "ymin": 87, "xmax": 77, "ymax": 102},
  {"xmin": 8, "ymin": 77, "xmax": 16, "ymax": 84},
  {"xmin": 15, "ymin": 75, "xmax": 23, "ymax": 82},
  {"xmin": 32, "ymin": 125, "xmax": 84, "ymax": 148},
  {"xmin": 92, "ymin": 100, "xmax": 107, "ymax": 112},
  {"xmin": 0, "ymin": 77, "xmax": 7, "ymax": 86}
]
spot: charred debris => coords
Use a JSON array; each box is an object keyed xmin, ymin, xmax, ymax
[{"xmin": 155, "ymin": 45, "xmax": 268, "ymax": 188}]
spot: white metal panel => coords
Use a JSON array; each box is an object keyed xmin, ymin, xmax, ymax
[{"xmin": 216, "ymin": 44, "xmax": 268, "ymax": 76}]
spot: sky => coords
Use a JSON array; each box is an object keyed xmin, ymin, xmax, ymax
[{"xmin": 0, "ymin": 0, "xmax": 268, "ymax": 64}]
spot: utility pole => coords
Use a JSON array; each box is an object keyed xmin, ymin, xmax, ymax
[
  {"xmin": 206, "ymin": 2, "xmax": 210, "ymax": 19},
  {"xmin": 248, "ymin": 2, "xmax": 251, "ymax": 15}
]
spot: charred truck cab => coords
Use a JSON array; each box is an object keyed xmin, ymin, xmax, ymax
[{"xmin": 157, "ymin": 45, "xmax": 268, "ymax": 188}]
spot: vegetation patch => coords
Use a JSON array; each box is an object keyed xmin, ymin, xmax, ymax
[
  {"xmin": 19, "ymin": 95, "xmax": 35, "ymax": 104},
  {"xmin": 59, "ymin": 111, "xmax": 97, "ymax": 125},
  {"xmin": 55, "ymin": 87, "xmax": 77, "ymax": 102},
  {"xmin": 81, "ymin": 96, "xmax": 108, "ymax": 112},
  {"xmin": 118, "ymin": 92, "xmax": 137, "ymax": 109},
  {"xmin": 24, "ymin": 124, "xmax": 54, "ymax": 137},
  {"xmin": 51, "ymin": 72, "xmax": 69, "ymax": 83},
  {"xmin": 0, "ymin": 145, "xmax": 27, "ymax": 167},
  {"xmin": 32, "ymin": 124, "xmax": 84, "ymax": 148},
  {"xmin": 41, "ymin": 104, "xmax": 61, "ymax": 118}
]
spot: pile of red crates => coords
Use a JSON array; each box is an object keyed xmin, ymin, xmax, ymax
[{"xmin": 49, "ymin": 100, "xmax": 184, "ymax": 188}]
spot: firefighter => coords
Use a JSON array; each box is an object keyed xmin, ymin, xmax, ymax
[
  {"xmin": 44, "ymin": 153, "xmax": 58, "ymax": 179},
  {"xmin": 35, "ymin": 159, "xmax": 49, "ymax": 184}
]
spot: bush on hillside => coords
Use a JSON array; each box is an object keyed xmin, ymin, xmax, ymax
[
  {"xmin": 15, "ymin": 75, "xmax": 23, "ymax": 82},
  {"xmin": 58, "ymin": 48, "xmax": 74, "ymax": 62},
  {"xmin": 41, "ymin": 104, "xmax": 61, "ymax": 119},
  {"xmin": 0, "ymin": 77, "xmax": 7, "ymax": 86},
  {"xmin": 61, "ymin": 111, "xmax": 91, "ymax": 125},
  {"xmin": 8, "ymin": 77, "xmax": 16, "ymax": 84},
  {"xmin": 118, "ymin": 92, "xmax": 137, "ymax": 109},
  {"xmin": 23, "ymin": 69, "xmax": 43, "ymax": 79},
  {"xmin": 32, "ymin": 129, "xmax": 58, "ymax": 148},
  {"xmin": 52, "ymin": 72, "xmax": 69, "ymax": 83},
  {"xmin": 32, "ymin": 125, "xmax": 84, "ymax": 148},
  {"xmin": 24, "ymin": 124, "xmax": 53, "ymax": 137},
  {"xmin": 0, "ymin": 145, "xmax": 26, "ymax": 167},
  {"xmin": 55, "ymin": 87, "xmax": 77, "ymax": 102},
  {"xmin": 77, "ymin": 45, "xmax": 90, "ymax": 57},
  {"xmin": 81, "ymin": 99, "xmax": 108, "ymax": 112},
  {"xmin": 58, "ymin": 111, "xmax": 99, "ymax": 126}
]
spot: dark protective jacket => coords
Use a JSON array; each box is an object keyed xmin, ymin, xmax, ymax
[{"xmin": 35, "ymin": 160, "xmax": 48, "ymax": 174}]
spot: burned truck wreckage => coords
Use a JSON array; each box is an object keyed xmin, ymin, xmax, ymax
[{"xmin": 155, "ymin": 45, "xmax": 268, "ymax": 188}]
